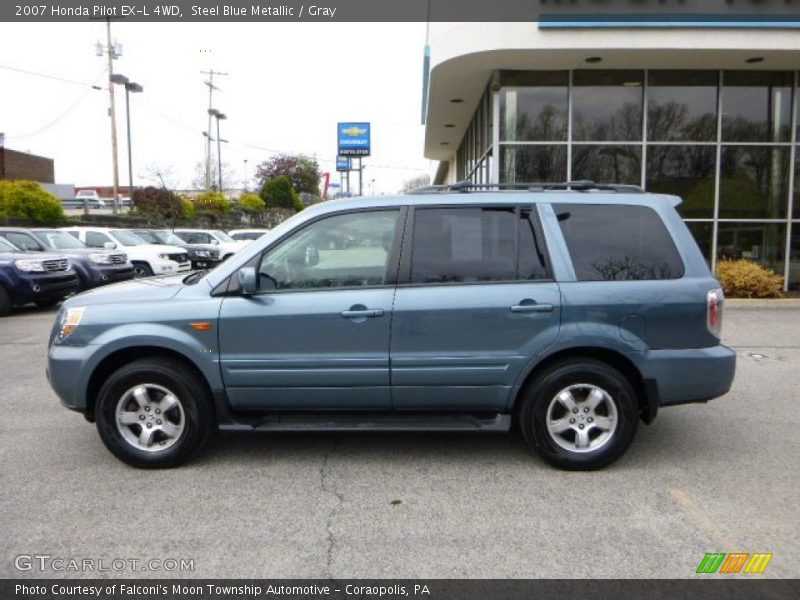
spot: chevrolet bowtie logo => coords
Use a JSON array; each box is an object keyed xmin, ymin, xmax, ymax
[{"xmin": 341, "ymin": 126, "xmax": 367, "ymax": 136}]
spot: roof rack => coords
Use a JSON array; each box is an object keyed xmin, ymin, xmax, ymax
[{"xmin": 408, "ymin": 180, "xmax": 645, "ymax": 195}]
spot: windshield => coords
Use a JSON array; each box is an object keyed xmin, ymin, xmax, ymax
[
  {"xmin": 134, "ymin": 231, "xmax": 160, "ymax": 244},
  {"xmin": 111, "ymin": 230, "xmax": 147, "ymax": 246},
  {"xmin": 157, "ymin": 231, "xmax": 187, "ymax": 245},
  {"xmin": 0, "ymin": 237, "xmax": 19, "ymax": 252},
  {"xmin": 212, "ymin": 230, "xmax": 235, "ymax": 243},
  {"xmin": 39, "ymin": 230, "xmax": 87, "ymax": 250}
]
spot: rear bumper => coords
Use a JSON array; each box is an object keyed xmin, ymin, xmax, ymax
[{"xmin": 642, "ymin": 344, "xmax": 736, "ymax": 407}]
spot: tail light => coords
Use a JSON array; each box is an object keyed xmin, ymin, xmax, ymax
[{"xmin": 707, "ymin": 288, "xmax": 724, "ymax": 338}]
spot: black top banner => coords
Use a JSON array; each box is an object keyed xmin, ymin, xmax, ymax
[{"xmin": 3, "ymin": 0, "xmax": 800, "ymax": 22}]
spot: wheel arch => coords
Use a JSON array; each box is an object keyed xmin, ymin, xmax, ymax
[
  {"xmin": 511, "ymin": 346, "xmax": 657, "ymax": 424},
  {"xmin": 85, "ymin": 346, "xmax": 216, "ymax": 423}
]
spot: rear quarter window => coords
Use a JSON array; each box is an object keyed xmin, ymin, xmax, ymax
[{"xmin": 553, "ymin": 203, "xmax": 684, "ymax": 281}]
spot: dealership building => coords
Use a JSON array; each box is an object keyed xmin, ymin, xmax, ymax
[{"xmin": 423, "ymin": 22, "xmax": 800, "ymax": 290}]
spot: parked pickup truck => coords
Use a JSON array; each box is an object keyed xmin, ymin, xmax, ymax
[
  {"xmin": 0, "ymin": 236, "xmax": 79, "ymax": 316},
  {"xmin": 0, "ymin": 228, "xmax": 134, "ymax": 291}
]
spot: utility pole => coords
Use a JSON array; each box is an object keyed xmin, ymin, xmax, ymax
[
  {"xmin": 105, "ymin": 19, "xmax": 121, "ymax": 214},
  {"xmin": 201, "ymin": 69, "xmax": 227, "ymax": 189}
]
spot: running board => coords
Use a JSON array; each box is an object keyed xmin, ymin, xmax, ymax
[{"xmin": 219, "ymin": 412, "xmax": 512, "ymax": 433}]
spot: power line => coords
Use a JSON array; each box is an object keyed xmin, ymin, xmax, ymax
[
  {"xmin": 125, "ymin": 100, "xmax": 430, "ymax": 173},
  {"xmin": 5, "ymin": 70, "xmax": 108, "ymax": 140},
  {"xmin": 0, "ymin": 64, "xmax": 103, "ymax": 89}
]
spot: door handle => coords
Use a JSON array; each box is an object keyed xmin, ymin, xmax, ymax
[
  {"xmin": 341, "ymin": 308, "xmax": 384, "ymax": 318},
  {"xmin": 510, "ymin": 301, "xmax": 554, "ymax": 313}
]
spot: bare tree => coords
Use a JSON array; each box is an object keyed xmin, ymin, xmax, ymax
[
  {"xmin": 140, "ymin": 163, "xmax": 179, "ymax": 190},
  {"xmin": 191, "ymin": 160, "xmax": 235, "ymax": 191},
  {"xmin": 401, "ymin": 174, "xmax": 431, "ymax": 193}
]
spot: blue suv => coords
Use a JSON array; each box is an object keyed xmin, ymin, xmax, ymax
[
  {"xmin": 47, "ymin": 183, "xmax": 736, "ymax": 470},
  {"xmin": 0, "ymin": 236, "xmax": 79, "ymax": 315}
]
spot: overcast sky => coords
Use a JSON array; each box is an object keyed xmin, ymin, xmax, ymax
[{"xmin": 0, "ymin": 22, "xmax": 435, "ymax": 195}]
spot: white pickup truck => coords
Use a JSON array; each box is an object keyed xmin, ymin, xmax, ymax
[{"xmin": 61, "ymin": 227, "xmax": 191, "ymax": 278}]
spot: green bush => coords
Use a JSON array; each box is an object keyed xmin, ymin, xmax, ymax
[
  {"xmin": 0, "ymin": 180, "xmax": 64, "ymax": 223},
  {"xmin": 132, "ymin": 186, "xmax": 183, "ymax": 220},
  {"xmin": 260, "ymin": 176, "xmax": 300, "ymax": 211},
  {"xmin": 194, "ymin": 191, "xmax": 230, "ymax": 214},
  {"xmin": 237, "ymin": 193, "xmax": 266, "ymax": 212},
  {"xmin": 180, "ymin": 197, "xmax": 196, "ymax": 220},
  {"xmin": 716, "ymin": 259, "xmax": 784, "ymax": 298}
]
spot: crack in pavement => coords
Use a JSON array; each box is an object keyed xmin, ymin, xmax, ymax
[{"xmin": 319, "ymin": 437, "xmax": 343, "ymax": 579}]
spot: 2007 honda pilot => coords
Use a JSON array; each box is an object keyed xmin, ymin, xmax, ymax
[{"xmin": 47, "ymin": 182, "xmax": 736, "ymax": 470}]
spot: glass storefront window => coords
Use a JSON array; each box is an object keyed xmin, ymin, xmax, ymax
[
  {"xmin": 717, "ymin": 222, "xmax": 786, "ymax": 276},
  {"xmin": 789, "ymin": 225, "xmax": 799, "ymax": 291},
  {"xmin": 499, "ymin": 72, "xmax": 568, "ymax": 142},
  {"xmin": 719, "ymin": 146, "xmax": 789, "ymax": 219},
  {"xmin": 646, "ymin": 145, "xmax": 716, "ymax": 218},
  {"xmin": 572, "ymin": 71, "xmax": 643, "ymax": 141},
  {"xmin": 572, "ymin": 145, "xmax": 642, "ymax": 185},
  {"xmin": 647, "ymin": 71, "xmax": 717, "ymax": 141},
  {"xmin": 721, "ymin": 71, "xmax": 793, "ymax": 142},
  {"xmin": 500, "ymin": 145, "xmax": 567, "ymax": 183},
  {"xmin": 684, "ymin": 222, "xmax": 714, "ymax": 266}
]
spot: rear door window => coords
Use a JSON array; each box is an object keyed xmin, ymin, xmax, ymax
[
  {"xmin": 553, "ymin": 203, "xmax": 684, "ymax": 280},
  {"xmin": 409, "ymin": 207, "xmax": 550, "ymax": 284}
]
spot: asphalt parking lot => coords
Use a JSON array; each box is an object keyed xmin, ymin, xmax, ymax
[{"xmin": 1, "ymin": 303, "xmax": 798, "ymax": 579}]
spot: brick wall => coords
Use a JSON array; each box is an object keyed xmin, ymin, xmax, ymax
[{"xmin": 0, "ymin": 149, "xmax": 55, "ymax": 183}]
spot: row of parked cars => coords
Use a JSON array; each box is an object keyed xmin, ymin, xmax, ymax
[{"xmin": 0, "ymin": 227, "xmax": 269, "ymax": 316}]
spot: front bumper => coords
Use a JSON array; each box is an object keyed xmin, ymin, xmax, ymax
[
  {"xmin": 85, "ymin": 264, "xmax": 135, "ymax": 287},
  {"xmin": 642, "ymin": 344, "xmax": 737, "ymax": 407},
  {"xmin": 150, "ymin": 259, "xmax": 192, "ymax": 275},
  {"xmin": 190, "ymin": 258, "xmax": 222, "ymax": 270},
  {"xmin": 48, "ymin": 343, "xmax": 92, "ymax": 412}
]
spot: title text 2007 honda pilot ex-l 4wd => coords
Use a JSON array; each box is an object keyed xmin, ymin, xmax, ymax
[{"xmin": 47, "ymin": 182, "xmax": 736, "ymax": 470}]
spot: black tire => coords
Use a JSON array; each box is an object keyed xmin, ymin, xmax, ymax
[
  {"xmin": 518, "ymin": 359, "xmax": 638, "ymax": 471},
  {"xmin": 132, "ymin": 262, "xmax": 153, "ymax": 278},
  {"xmin": 95, "ymin": 358, "xmax": 213, "ymax": 468},
  {"xmin": 0, "ymin": 285, "xmax": 10, "ymax": 317}
]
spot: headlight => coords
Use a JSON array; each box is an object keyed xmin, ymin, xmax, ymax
[
  {"xmin": 158, "ymin": 253, "xmax": 170, "ymax": 260},
  {"xmin": 194, "ymin": 250, "xmax": 210, "ymax": 258},
  {"xmin": 58, "ymin": 307, "xmax": 85, "ymax": 339},
  {"xmin": 15, "ymin": 259, "xmax": 45, "ymax": 272},
  {"xmin": 88, "ymin": 253, "xmax": 112, "ymax": 265}
]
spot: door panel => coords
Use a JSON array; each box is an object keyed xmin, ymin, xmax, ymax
[
  {"xmin": 390, "ymin": 283, "xmax": 561, "ymax": 410},
  {"xmin": 219, "ymin": 289, "xmax": 394, "ymax": 409},
  {"xmin": 217, "ymin": 208, "xmax": 403, "ymax": 411}
]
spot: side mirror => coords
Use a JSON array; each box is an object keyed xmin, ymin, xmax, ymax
[
  {"xmin": 212, "ymin": 239, "xmax": 220, "ymax": 245},
  {"xmin": 103, "ymin": 242, "xmax": 116, "ymax": 250},
  {"xmin": 238, "ymin": 267, "xmax": 258, "ymax": 295}
]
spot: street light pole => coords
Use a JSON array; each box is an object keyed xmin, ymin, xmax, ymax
[
  {"xmin": 243, "ymin": 159, "xmax": 248, "ymax": 192},
  {"xmin": 105, "ymin": 19, "xmax": 121, "ymax": 215},
  {"xmin": 209, "ymin": 109, "xmax": 227, "ymax": 192},
  {"xmin": 121, "ymin": 81, "xmax": 143, "ymax": 197}
]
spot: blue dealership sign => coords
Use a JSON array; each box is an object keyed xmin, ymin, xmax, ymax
[
  {"xmin": 338, "ymin": 122, "xmax": 371, "ymax": 157},
  {"xmin": 336, "ymin": 156, "xmax": 351, "ymax": 172}
]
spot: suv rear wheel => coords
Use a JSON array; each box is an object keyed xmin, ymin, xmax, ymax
[
  {"xmin": 95, "ymin": 358, "xmax": 213, "ymax": 468},
  {"xmin": 519, "ymin": 359, "xmax": 638, "ymax": 470}
]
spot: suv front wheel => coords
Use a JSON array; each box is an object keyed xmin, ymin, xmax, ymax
[
  {"xmin": 519, "ymin": 359, "xmax": 638, "ymax": 470},
  {"xmin": 95, "ymin": 358, "xmax": 213, "ymax": 468}
]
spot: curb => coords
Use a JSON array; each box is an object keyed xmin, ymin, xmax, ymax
[{"xmin": 726, "ymin": 298, "xmax": 800, "ymax": 308}]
